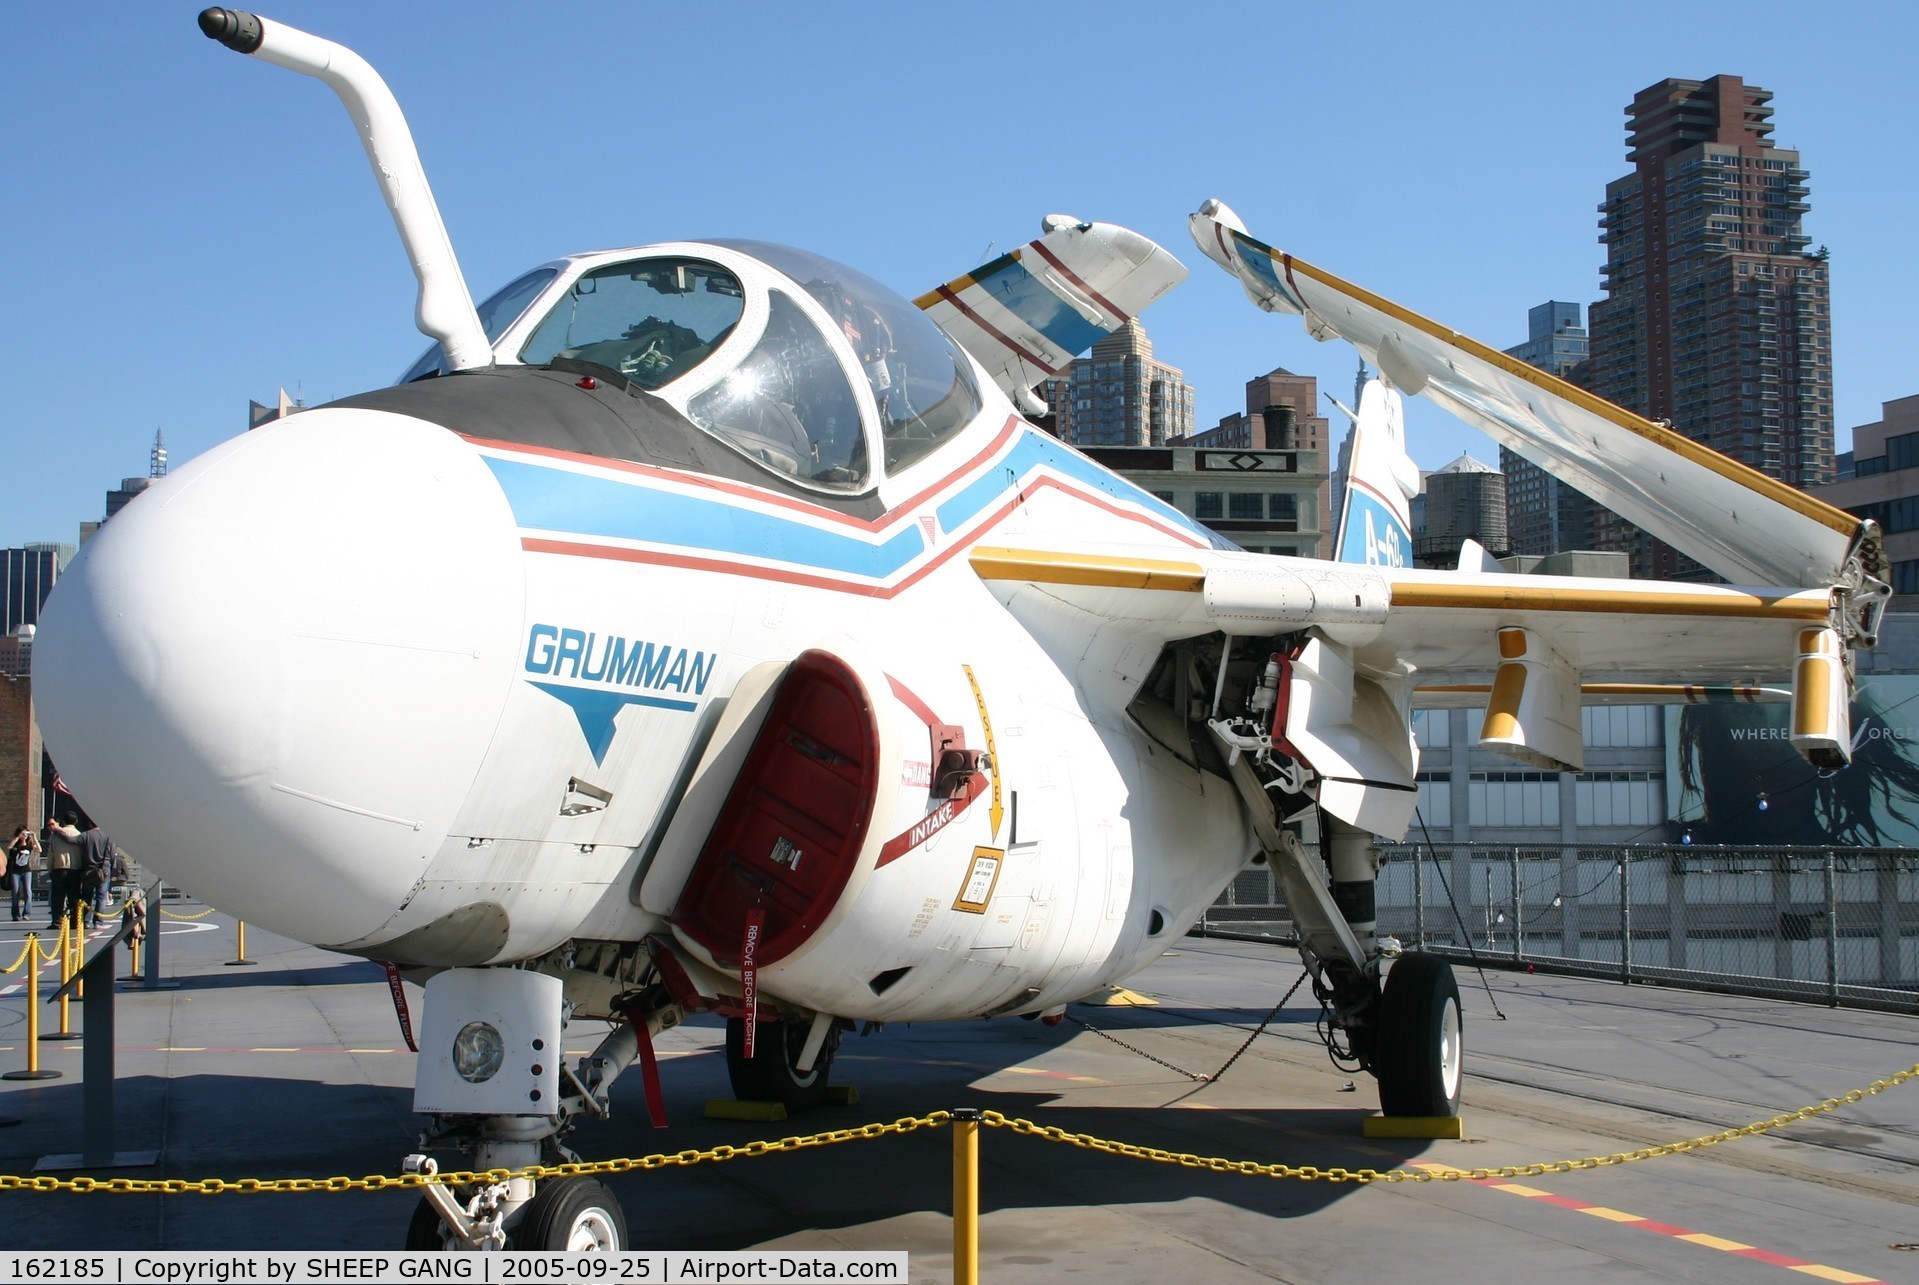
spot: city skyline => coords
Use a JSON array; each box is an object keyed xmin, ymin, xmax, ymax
[{"xmin": 3, "ymin": 1, "xmax": 1915, "ymax": 548}]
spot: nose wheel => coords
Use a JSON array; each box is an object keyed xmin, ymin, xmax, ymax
[
  {"xmin": 1373, "ymin": 953, "xmax": 1463, "ymax": 1117},
  {"xmin": 405, "ymin": 1178, "xmax": 628, "ymax": 1251}
]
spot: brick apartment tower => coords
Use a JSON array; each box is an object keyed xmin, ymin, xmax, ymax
[
  {"xmin": 1050, "ymin": 320, "xmax": 1196, "ymax": 447},
  {"xmin": 1583, "ymin": 75, "xmax": 1836, "ymax": 577}
]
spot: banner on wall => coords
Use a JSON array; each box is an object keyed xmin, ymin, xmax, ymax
[{"xmin": 1664, "ymin": 675, "xmax": 1919, "ymax": 846}]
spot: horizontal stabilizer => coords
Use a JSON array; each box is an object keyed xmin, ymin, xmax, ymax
[
  {"xmin": 920, "ymin": 218, "xmax": 1187, "ymax": 415},
  {"xmin": 1190, "ymin": 199, "xmax": 1887, "ymax": 637}
]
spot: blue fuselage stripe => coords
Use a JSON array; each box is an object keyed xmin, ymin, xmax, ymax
[
  {"xmin": 484, "ymin": 457, "xmax": 925, "ymax": 578},
  {"xmin": 484, "ymin": 430, "xmax": 1225, "ymax": 577}
]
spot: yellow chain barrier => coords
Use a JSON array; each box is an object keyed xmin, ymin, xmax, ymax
[
  {"xmin": 0, "ymin": 1115, "xmax": 950, "ymax": 1194},
  {"xmin": 985, "ymin": 1056, "xmax": 1919, "ymax": 1183},
  {"xmin": 2, "ymin": 1059, "xmax": 1913, "ymax": 1195},
  {"xmin": 158, "ymin": 904, "xmax": 220, "ymax": 921},
  {"xmin": 1, "ymin": 936, "xmax": 34, "ymax": 975}
]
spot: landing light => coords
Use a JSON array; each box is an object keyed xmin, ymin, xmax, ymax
[{"xmin": 452, "ymin": 1021, "xmax": 506, "ymax": 1083}]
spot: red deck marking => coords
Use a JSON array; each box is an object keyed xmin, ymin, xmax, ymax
[{"xmin": 1437, "ymin": 1169, "xmax": 1887, "ymax": 1283}]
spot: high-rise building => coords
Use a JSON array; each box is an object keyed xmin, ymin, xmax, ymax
[
  {"xmin": 1046, "ymin": 320, "xmax": 1195, "ymax": 447},
  {"xmin": 1810, "ymin": 393, "xmax": 1919, "ymax": 609},
  {"xmin": 1583, "ymin": 75, "xmax": 1835, "ymax": 577},
  {"xmin": 1501, "ymin": 302, "xmax": 1596, "ymax": 557},
  {"xmin": 81, "ymin": 429, "xmax": 174, "ymax": 545},
  {"xmin": 2, "ymin": 543, "xmax": 71, "ymax": 637},
  {"xmin": 1507, "ymin": 301, "xmax": 1590, "ymax": 376},
  {"xmin": 1183, "ymin": 367, "xmax": 1333, "ymax": 557}
]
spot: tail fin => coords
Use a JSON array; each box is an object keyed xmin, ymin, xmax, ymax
[{"xmin": 1334, "ymin": 379, "xmax": 1419, "ymax": 566}]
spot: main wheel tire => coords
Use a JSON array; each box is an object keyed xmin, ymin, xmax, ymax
[
  {"xmin": 725, "ymin": 1016, "xmax": 839, "ymax": 1109},
  {"xmin": 404, "ymin": 1196, "xmax": 452, "ymax": 1250},
  {"xmin": 515, "ymin": 1177, "xmax": 627, "ymax": 1252},
  {"xmin": 1375, "ymin": 953, "xmax": 1463, "ymax": 1117}
]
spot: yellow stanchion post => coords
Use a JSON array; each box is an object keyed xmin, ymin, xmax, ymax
[
  {"xmin": 44, "ymin": 915, "xmax": 80, "ymax": 1042},
  {"xmin": 225, "ymin": 919, "xmax": 257, "ymax": 967},
  {"xmin": 5, "ymin": 935, "xmax": 62, "ymax": 1080},
  {"xmin": 70, "ymin": 902, "xmax": 85, "ymax": 1002},
  {"xmin": 951, "ymin": 1108, "xmax": 980, "ymax": 1285}
]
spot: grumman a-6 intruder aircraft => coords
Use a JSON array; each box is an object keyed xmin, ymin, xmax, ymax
[{"xmin": 34, "ymin": 10, "xmax": 1888, "ymax": 1251}]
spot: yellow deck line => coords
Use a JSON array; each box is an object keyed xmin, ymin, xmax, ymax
[{"xmin": 1788, "ymin": 1266, "xmax": 1880, "ymax": 1283}]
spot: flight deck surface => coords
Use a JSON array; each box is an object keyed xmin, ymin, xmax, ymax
[{"xmin": 2, "ymin": 906, "xmax": 1914, "ymax": 1282}]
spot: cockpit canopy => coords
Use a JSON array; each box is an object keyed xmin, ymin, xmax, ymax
[{"xmin": 402, "ymin": 242, "xmax": 984, "ymax": 494}]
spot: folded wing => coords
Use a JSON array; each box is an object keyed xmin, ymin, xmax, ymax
[
  {"xmin": 1188, "ymin": 199, "xmax": 1888, "ymax": 643},
  {"xmin": 919, "ymin": 218, "xmax": 1187, "ymax": 416},
  {"xmin": 973, "ymin": 541, "xmax": 1847, "ymax": 837}
]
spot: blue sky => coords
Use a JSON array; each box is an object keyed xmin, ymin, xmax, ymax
[{"xmin": 3, "ymin": 1, "xmax": 1915, "ymax": 549}]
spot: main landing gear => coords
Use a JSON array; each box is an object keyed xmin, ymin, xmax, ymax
[
  {"xmin": 1217, "ymin": 740, "xmax": 1465, "ymax": 1118},
  {"xmin": 725, "ymin": 1014, "xmax": 842, "ymax": 1110},
  {"xmin": 1375, "ymin": 952, "xmax": 1463, "ymax": 1117}
]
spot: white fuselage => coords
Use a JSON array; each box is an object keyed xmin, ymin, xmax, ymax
[{"xmin": 34, "ymin": 251, "xmax": 1257, "ymax": 1022}]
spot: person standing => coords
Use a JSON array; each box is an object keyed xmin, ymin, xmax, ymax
[
  {"xmin": 81, "ymin": 821, "xmax": 116, "ymax": 929},
  {"xmin": 43, "ymin": 816, "xmax": 83, "ymax": 930},
  {"xmin": 6, "ymin": 825, "xmax": 38, "ymax": 922}
]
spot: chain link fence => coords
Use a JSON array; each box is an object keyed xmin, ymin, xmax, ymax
[{"xmin": 1199, "ymin": 845, "xmax": 1919, "ymax": 1013}]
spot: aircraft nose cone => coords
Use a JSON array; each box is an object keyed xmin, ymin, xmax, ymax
[{"xmin": 35, "ymin": 409, "xmax": 523, "ymax": 947}]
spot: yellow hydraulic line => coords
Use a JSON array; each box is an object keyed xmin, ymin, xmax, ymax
[{"xmin": 952, "ymin": 1108, "xmax": 980, "ymax": 1285}]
